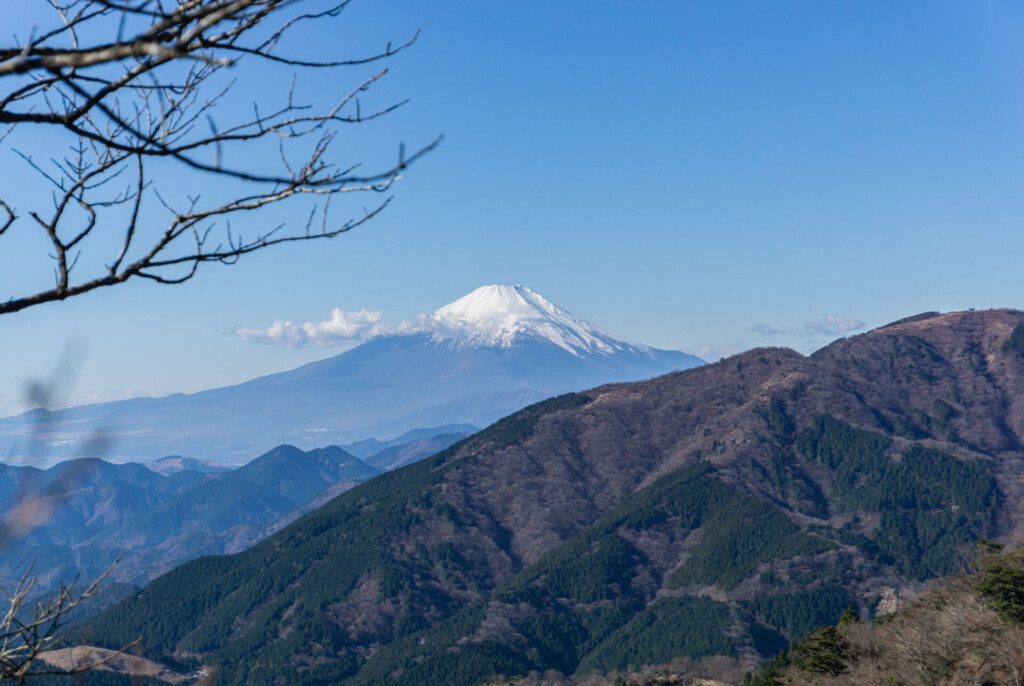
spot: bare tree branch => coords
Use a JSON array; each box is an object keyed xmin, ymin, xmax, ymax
[
  {"xmin": 0, "ymin": 0, "xmax": 438, "ymax": 317},
  {"xmin": 0, "ymin": 563, "xmax": 136, "ymax": 683}
]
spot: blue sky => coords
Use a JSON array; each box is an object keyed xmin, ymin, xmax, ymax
[{"xmin": 2, "ymin": 1, "xmax": 1024, "ymax": 414}]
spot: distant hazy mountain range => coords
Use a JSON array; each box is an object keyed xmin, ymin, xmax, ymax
[
  {"xmin": 145, "ymin": 455, "xmax": 233, "ymax": 475},
  {"xmin": 340, "ymin": 423, "xmax": 479, "ymax": 462},
  {"xmin": 0, "ymin": 285, "xmax": 702, "ymax": 463},
  {"xmin": 0, "ymin": 427, "xmax": 468, "ymax": 602}
]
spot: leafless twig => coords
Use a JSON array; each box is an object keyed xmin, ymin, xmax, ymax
[
  {"xmin": 0, "ymin": 563, "xmax": 135, "ymax": 683},
  {"xmin": 0, "ymin": 0, "xmax": 438, "ymax": 316}
]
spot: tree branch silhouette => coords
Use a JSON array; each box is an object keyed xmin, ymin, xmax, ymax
[{"xmin": 0, "ymin": 0, "xmax": 438, "ymax": 316}]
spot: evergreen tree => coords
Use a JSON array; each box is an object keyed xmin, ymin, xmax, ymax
[
  {"xmin": 789, "ymin": 625, "xmax": 848, "ymax": 676},
  {"xmin": 976, "ymin": 551, "xmax": 1024, "ymax": 622}
]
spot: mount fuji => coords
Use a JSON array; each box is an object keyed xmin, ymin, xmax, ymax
[{"xmin": 0, "ymin": 286, "xmax": 703, "ymax": 463}]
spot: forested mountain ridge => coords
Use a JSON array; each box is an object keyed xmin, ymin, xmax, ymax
[{"xmin": 80, "ymin": 309, "xmax": 1024, "ymax": 685}]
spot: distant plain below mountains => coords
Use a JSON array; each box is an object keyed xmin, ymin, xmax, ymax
[
  {"xmin": 0, "ymin": 285, "xmax": 702, "ymax": 463},
  {"xmin": 0, "ymin": 426, "xmax": 470, "ymax": 605}
]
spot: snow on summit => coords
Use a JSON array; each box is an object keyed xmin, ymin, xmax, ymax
[{"xmin": 426, "ymin": 285, "xmax": 646, "ymax": 356}]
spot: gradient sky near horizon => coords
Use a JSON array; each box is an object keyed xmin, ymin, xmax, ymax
[{"xmin": 2, "ymin": 1, "xmax": 1024, "ymax": 415}]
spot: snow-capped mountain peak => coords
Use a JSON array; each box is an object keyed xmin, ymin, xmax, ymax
[
  {"xmin": 427, "ymin": 285, "xmax": 643, "ymax": 356},
  {"xmin": 0, "ymin": 283, "xmax": 704, "ymax": 462}
]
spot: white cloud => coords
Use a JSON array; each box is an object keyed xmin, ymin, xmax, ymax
[
  {"xmin": 751, "ymin": 323, "xmax": 785, "ymax": 336},
  {"xmin": 684, "ymin": 343, "xmax": 747, "ymax": 362},
  {"xmin": 749, "ymin": 316, "xmax": 867, "ymax": 340},
  {"xmin": 803, "ymin": 315, "xmax": 866, "ymax": 337},
  {"xmin": 236, "ymin": 308, "xmax": 413, "ymax": 348}
]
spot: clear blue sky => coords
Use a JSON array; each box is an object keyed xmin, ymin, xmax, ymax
[{"xmin": 2, "ymin": 1, "xmax": 1023, "ymax": 414}]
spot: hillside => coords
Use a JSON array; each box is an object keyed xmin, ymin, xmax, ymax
[
  {"xmin": 744, "ymin": 547, "xmax": 1024, "ymax": 685},
  {"xmin": 480, "ymin": 549, "xmax": 1024, "ymax": 685},
  {"xmin": 0, "ymin": 286, "xmax": 701, "ymax": 463},
  {"xmin": 79, "ymin": 309, "xmax": 1024, "ymax": 685}
]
